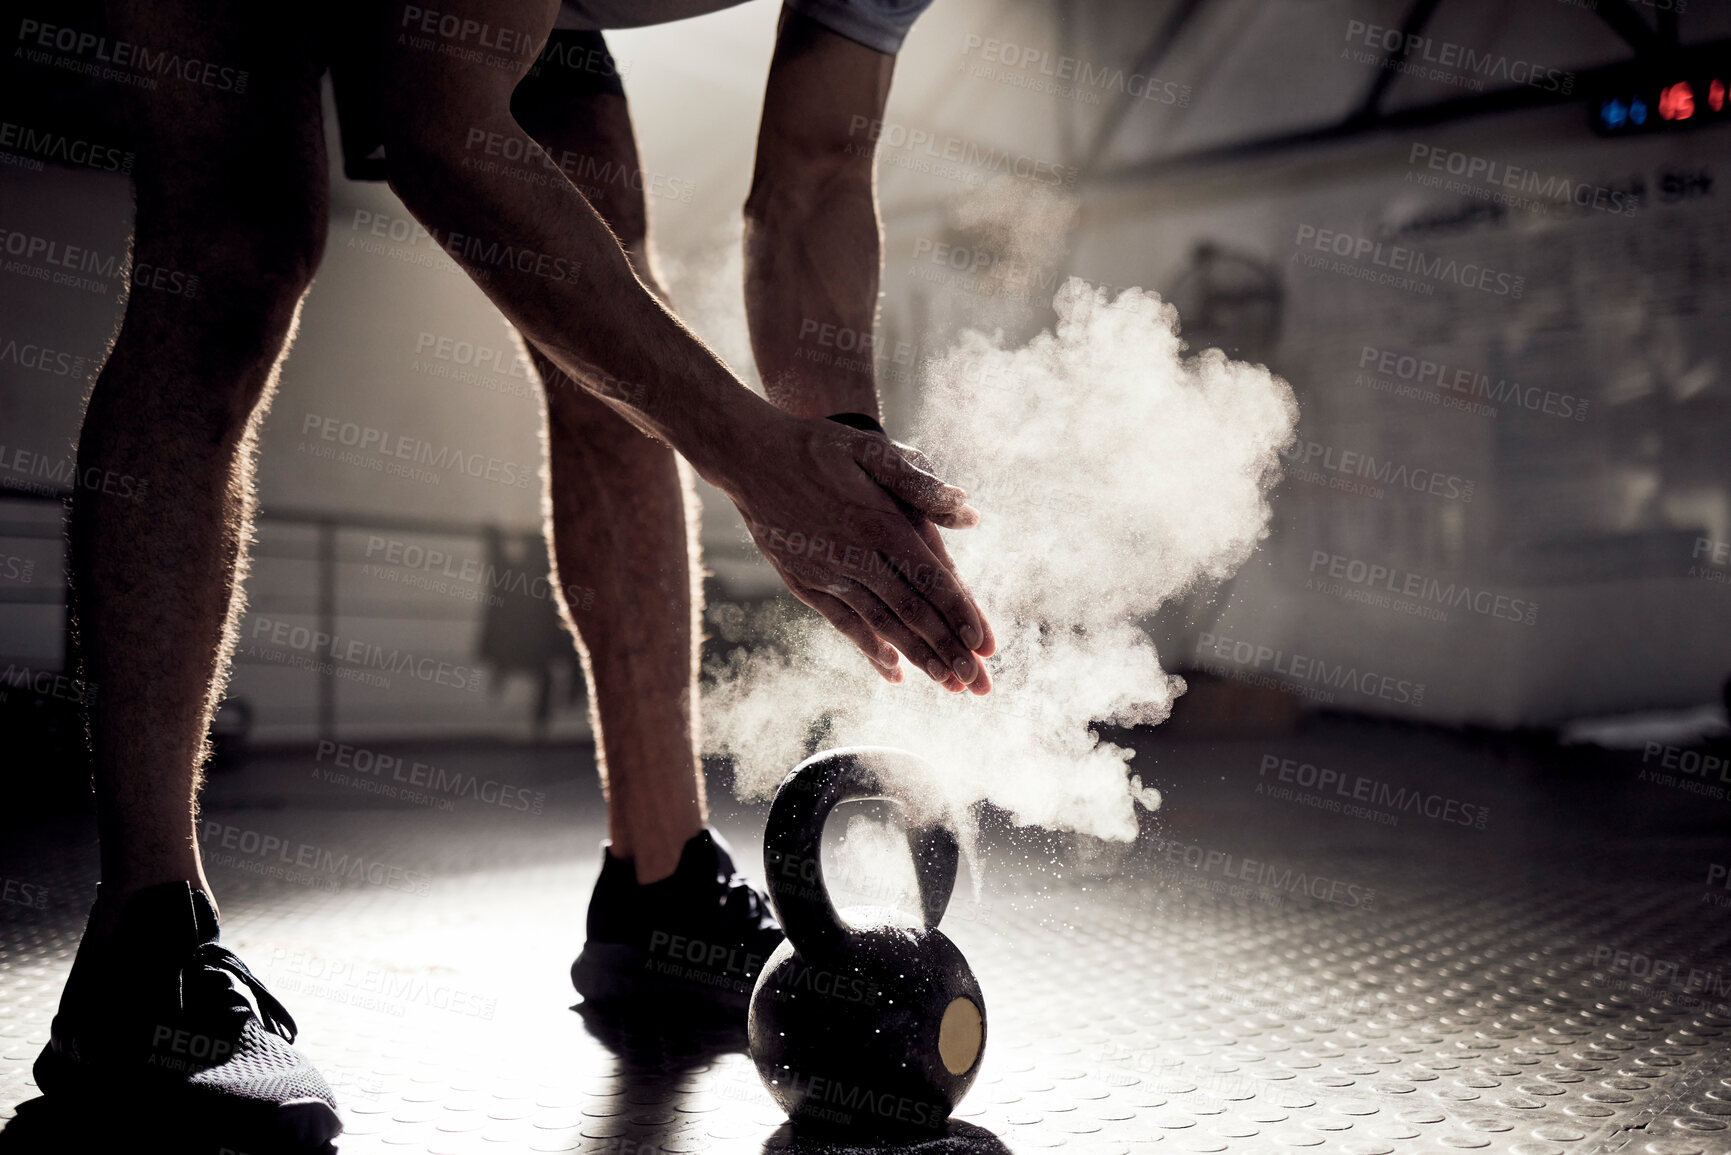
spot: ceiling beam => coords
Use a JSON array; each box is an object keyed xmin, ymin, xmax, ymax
[
  {"xmin": 1087, "ymin": 38, "xmax": 1731, "ymax": 187},
  {"xmin": 1345, "ymin": 0, "xmax": 1445, "ymax": 125},
  {"xmin": 1657, "ymin": 6, "xmax": 1679, "ymax": 51},
  {"xmin": 1079, "ymin": 0, "xmax": 1209, "ymax": 176},
  {"xmin": 1592, "ymin": 0, "xmax": 1665, "ymax": 59}
]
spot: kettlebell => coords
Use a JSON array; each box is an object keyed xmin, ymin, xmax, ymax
[{"xmin": 749, "ymin": 746, "xmax": 986, "ymax": 1133}]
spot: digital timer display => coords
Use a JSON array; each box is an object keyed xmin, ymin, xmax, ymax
[{"xmin": 1593, "ymin": 56, "xmax": 1730, "ymax": 135}]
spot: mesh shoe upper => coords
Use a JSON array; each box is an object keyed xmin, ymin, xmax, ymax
[{"xmin": 37, "ymin": 882, "xmax": 340, "ymax": 1140}]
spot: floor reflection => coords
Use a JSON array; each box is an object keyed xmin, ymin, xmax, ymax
[
  {"xmin": 761, "ymin": 1118, "xmax": 1013, "ymax": 1155},
  {"xmin": 0, "ymin": 1093, "xmax": 339, "ymax": 1155},
  {"xmin": 574, "ymin": 1003, "xmax": 1011, "ymax": 1155},
  {"xmin": 574, "ymin": 999, "xmax": 754, "ymax": 1151}
]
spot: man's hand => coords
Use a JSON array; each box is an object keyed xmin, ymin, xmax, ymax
[
  {"xmin": 732, "ymin": 13, "xmax": 997, "ymax": 689},
  {"xmin": 718, "ymin": 415, "xmax": 996, "ymax": 692}
]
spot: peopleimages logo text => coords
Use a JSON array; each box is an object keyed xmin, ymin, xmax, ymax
[
  {"xmin": 1294, "ymin": 224, "xmax": 1524, "ymax": 298},
  {"xmin": 1147, "ymin": 833, "xmax": 1377, "ymax": 909},
  {"xmin": 1308, "ymin": 550, "xmax": 1537, "ymax": 626},
  {"xmin": 314, "ymin": 741, "xmax": 545, "ymax": 814},
  {"xmin": 846, "ymin": 116, "xmax": 1078, "ymax": 188},
  {"xmin": 1343, "ymin": 21, "xmax": 1572, "ymax": 94},
  {"xmin": 248, "ymin": 615, "xmax": 482, "ymax": 692},
  {"xmin": 16, "ymin": 19, "xmax": 251, "ymax": 92},
  {"xmin": 300, "ymin": 413, "xmax": 535, "ymax": 489},
  {"xmin": 959, "ymin": 34, "xmax": 1189, "ymax": 106},
  {"xmin": 200, "ymin": 822, "xmax": 432, "ymax": 895},
  {"xmin": 1407, "ymin": 143, "xmax": 1638, "ymax": 216},
  {"xmin": 1358, "ymin": 345, "xmax": 1589, "ymax": 422},
  {"xmin": 1258, "ymin": 755, "xmax": 1489, "ymax": 829},
  {"xmin": 1196, "ymin": 631, "xmax": 1425, "ymax": 706},
  {"xmin": 0, "ymin": 120, "xmax": 132, "ymax": 172},
  {"xmin": 1281, "ymin": 438, "xmax": 1475, "ymax": 502}
]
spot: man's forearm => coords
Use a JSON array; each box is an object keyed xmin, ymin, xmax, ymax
[
  {"xmin": 743, "ymin": 169, "xmax": 884, "ymax": 421},
  {"xmin": 743, "ymin": 11, "xmax": 893, "ymax": 423},
  {"xmin": 384, "ymin": 106, "xmax": 776, "ymax": 485}
]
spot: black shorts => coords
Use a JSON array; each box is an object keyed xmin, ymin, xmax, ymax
[{"xmin": 329, "ymin": 29, "xmax": 624, "ymax": 183}]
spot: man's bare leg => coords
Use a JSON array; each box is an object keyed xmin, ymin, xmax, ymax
[
  {"xmin": 512, "ymin": 83, "xmax": 704, "ymax": 885},
  {"xmin": 35, "ymin": 7, "xmax": 341, "ymax": 1142},
  {"xmin": 71, "ymin": 2, "xmax": 328, "ymax": 936}
]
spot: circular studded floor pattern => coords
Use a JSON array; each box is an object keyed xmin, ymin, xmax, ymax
[{"xmin": 1, "ymin": 808, "xmax": 1728, "ymax": 1155}]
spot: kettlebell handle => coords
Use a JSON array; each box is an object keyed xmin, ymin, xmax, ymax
[{"xmin": 763, "ymin": 746, "xmax": 960, "ymax": 962}]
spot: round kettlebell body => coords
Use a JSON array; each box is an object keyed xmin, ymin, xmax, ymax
[
  {"xmin": 748, "ymin": 747, "xmax": 987, "ymax": 1134},
  {"xmin": 750, "ymin": 914, "xmax": 985, "ymax": 1131}
]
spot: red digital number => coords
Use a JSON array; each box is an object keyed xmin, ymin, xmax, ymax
[{"xmin": 1659, "ymin": 81, "xmax": 1695, "ymax": 121}]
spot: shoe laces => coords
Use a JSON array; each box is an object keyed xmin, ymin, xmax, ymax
[
  {"xmin": 718, "ymin": 869, "xmax": 772, "ymax": 928},
  {"xmin": 176, "ymin": 942, "xmax": 299, "ymax": 1043}
]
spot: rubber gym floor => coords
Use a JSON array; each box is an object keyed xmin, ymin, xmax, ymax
[{"xmin": 1, "ymin": 716, "xmax": 1727, "ymax": 1155}]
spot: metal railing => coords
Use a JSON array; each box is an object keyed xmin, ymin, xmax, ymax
[{"xmin": 0, "ymin": 483, "xmax": 571, "ymax": 743}]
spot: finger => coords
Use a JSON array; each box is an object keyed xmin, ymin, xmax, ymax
[
  {"xmin": 793, "ymin": 587, "xmax": 904, "ymax": 681},
  {"xmin": 891, "ymin": 441, "xmax": 937, "ymax": 475},
  {"xmin": 850, "ymin": 437, "xmax": 979, "ymax": 529},
  {"xmin": 862, "ymin": 520, "xmax": 993, "ymax": 667},
  {"xmin": 803, "ymin": 566, "xmax": 976, "ymax": 693},
  {"xmin": 854, "ymin": 546, "xmax": 989, "ymax": 689},
  {"xmin": 961, "ymin": 659, "xmax": 991, "ymax": 695},
  {"xmin": 904, "ymin": 515, "xmax": 997, "ymax": 659},
  {"xmin": 830, "ymin": 580, "xmax": 961, "ymax": 688},
  {"xmin": 872, "ymin": 450, "xmax": 997, "ymax": 658},
  {"xmin": 931, "ymin": 668, "xmax": 966, "ymax": 693},
  {"xmin": 891, "ymin": 443, "xmax": 978, "ymax": 516},
  {"xmin": 878, "ymin": 444, "xmax": 996, "ymax": 655}
]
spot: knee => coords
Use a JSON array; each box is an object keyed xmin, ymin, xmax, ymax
[
  {"xmin": 196, "ymin": 210, "xmax": 326, "ymax": 345},
  {"xmin": 113, "ymin": 211, "xmax": 326, "ymax": 437},
  {"xmin": 139, "ymin": 201, "xmax": 323, "ymax": 350}
]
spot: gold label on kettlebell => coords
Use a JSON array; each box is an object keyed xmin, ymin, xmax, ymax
[{"xmin": 938, "ymin": 997, "xmax": 982, "ymax": 1075}]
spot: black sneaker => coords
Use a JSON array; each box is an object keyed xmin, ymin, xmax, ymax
[
  {"xmin": 33, "ymin": 882, "xmax": 341, "ymax": 1147},
  {"xmin": 572, "ymin": 828, "xmax": 783, "ymax": 1015}
]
